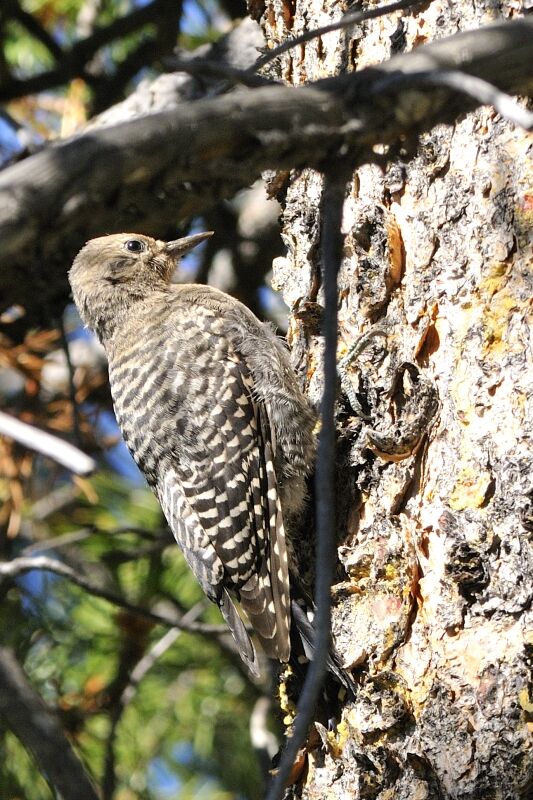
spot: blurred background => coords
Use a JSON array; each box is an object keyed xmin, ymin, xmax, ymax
[{"xmin": 0, "ymin": 2, "xmax": 288, "ymax": 798}]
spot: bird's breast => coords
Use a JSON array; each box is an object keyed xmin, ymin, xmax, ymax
[{"xmin": 106, "ymin": 305, "xmax": 234, "ymax": 485}]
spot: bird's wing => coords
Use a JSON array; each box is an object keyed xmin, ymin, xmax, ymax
[
  {"xmin": 158, "ymin": 346, "xmax": 290, "ymax": 667},
  {"xmin": 235, "ymin": 398, "xmax": 290, "ymax": 663},
  {"xmin": 158, "ymin": 464, "xmax": 259, "ymax": 674}
]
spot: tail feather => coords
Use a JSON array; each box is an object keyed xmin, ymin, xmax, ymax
[
  {"xmin": 220, "ymin": 585, "xmax": 356, "ymax": 694},
  {"xmin": 290, "ymin": 598, "xmax": 356, "ymax": 696},
  {"xmin": 234, "ymin": 406, "xmax": 291, "ymax": 663},
  {"xmin": 239, "ymin": 554, "xmax": 289, "ymax": 662},
  {"xmin": 219, "ymin": 589, "xmax": 260, "ymax": 676}
]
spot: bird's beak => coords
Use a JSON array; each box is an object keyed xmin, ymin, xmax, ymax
[{"xmin": 166, "ymin": 231, "xmax": 213, "ymax": 256}]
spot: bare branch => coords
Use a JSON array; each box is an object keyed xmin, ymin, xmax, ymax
[
  {"xmin": 29, "ymin": 484, "xmax": 80, "ymax": 521},
  {"xmin": 21, "ymin": 527, "xmax": 96, "ymax": 555},
  {"xmin": 0, "ymin": 647, "xmax": 100, "ymax": 800},
  {"xmin": 101, "ymin": 601, "xmax": 206, "ymax": 797},
  {"xmin": 122, "ymin": 609, "xmax": 202, "ymax": 706},
  {"xmin": 0, "ymin": 555, "xmax": 226, "ymax": 635},
  {"xmin": 0, "ymin": 0, "xmax": 182, "ymax": 102},
  {"xmin": 266, "ymin": 165, "xmax": 351, "ymax": 800},
  {"xmin": 372, "ymin": 68, "xmax": 533, "ymax": 130},
  {"xmin": 11, "ymin": 0, "xmax": 64, "ymax": 62},
  {"xmin": 20, "ymin": 524, "xmax": 166, "ymax": 555},
  {"xmin": 59, "ymin": 315, "xmax": 83, "ymax": 447},
  {"xmin": 0, "ymin": 410, "xmax": 96, "ymax": 475},
  {"xmin": 251, "ymin": 0, "xmax": 425, "ymax": 71},
  {"xmin": 90, "ymin": 9, "xmax": 182, "ymax": 115}
]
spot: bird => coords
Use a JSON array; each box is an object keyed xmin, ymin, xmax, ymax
[{"xmin": 69, "ymin": 231, "xmax": 316, "ymax": 676}]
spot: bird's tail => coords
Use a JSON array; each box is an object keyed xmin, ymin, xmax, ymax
[
  {"xmin": 289, "ymin": 593, "xmax": 357, "ymax": 697},
  {"xmin": 219, "ymin": 588, "xmax": 260, "ymax": 677}
]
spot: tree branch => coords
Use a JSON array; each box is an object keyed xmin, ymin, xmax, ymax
[
  {"xmin": 0, "ymin": 18, "xmax": 531, "ymax": 329},
  {"xmin": 0, "ymin": 0, "xmax": 180, "ymax": 101},
  {"xmin": 0, "ymin": 410, "xmax": 96, "ymax": 475},
  {"xmin": 0, "ymin": 555, "xmax": 227, "ymax": 636},
  {"xmin": 11, "ymin": 0, "xmax": 64, "ymax": 62},
  {"xmin": 372, "ymin": 68, "xmax": 533, "ymax": 130},
  {"xmin": 102, "ymin": 602, "xmax": 205, "ymax": 798},
  {"xmin": 266, "ymin": 164, "xmax": 351, "ymax": 800},
  {"xmin": 0, "ymin": 647, "xmax": 100, "ymax": 800},
  {"xmin": 20, "ymin": 524, "xmax": 166, "ymax": 554},
  {"xmin": 89, "ymin": 1, "xmax": 182, "ymax": 114},
  {"xmin": 251, "ymin": 0, "xmax": 425, "ymax": 71}
]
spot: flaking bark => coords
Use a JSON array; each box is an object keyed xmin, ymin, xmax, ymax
[{"xmin": 261, "ymin": 0, "xmax": 533, "ymax": 798}]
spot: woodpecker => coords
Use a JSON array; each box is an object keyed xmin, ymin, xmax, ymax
[{"xmin": 69, "ymin": 232, "xmax": 316, "ymax": 675}]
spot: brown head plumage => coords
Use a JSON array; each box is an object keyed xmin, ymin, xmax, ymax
[{"xmin": 69, "ymin": 231, "xmax": 212, "ymax": 339}]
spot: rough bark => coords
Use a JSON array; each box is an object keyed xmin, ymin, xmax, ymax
[{"xmin": 260, "ymin": 1, "xmax": 533, "ymax": 798}]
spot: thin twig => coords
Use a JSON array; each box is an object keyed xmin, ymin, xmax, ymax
[
  {"xmin": 123, "ymin": 602, "xmax": 206, "ymax": 708},
  {"xmin": 165, "ymin": 57, "xmax": 276, "ymax": 88},
  {"xmin": 21, "ymin": 525, "xmax": 164, "ymax": 554},
  {"xmin": 0, "ymin": 411, "xmax": 96, "ymax": 475},
  {"xmin": 372, "ymin": 68, "xmax": 533, "ymax": 130},
  {"xmin": 266, "ymin": 166, "xmax": 351, "ymax": 800},
  {"xmin": 30, "ymin": 484, "xmax": 80, "ymax": 521},
  {"xmin": 250, "ymin": 0, "xmax": 425, "ymax": 72},
  {"xmin": 90, "ymin": 525, "xmax": 162, "ymax": 540},
  {"xmin": 21, "ymin": 527, "xmax": 95, "ymax": 555},
  {"xmin": 0, "ymin": 555, "xmax": 226, "ymax": 635}
]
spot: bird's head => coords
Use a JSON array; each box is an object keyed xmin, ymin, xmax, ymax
[{"xmin": 69, "ymin": 231, "xmax": 212, "ymax": 340}]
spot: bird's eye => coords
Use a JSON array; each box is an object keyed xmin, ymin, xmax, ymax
[{"xmin": 125, "ymin": 239, "xmax": 146, "ymax": 253}]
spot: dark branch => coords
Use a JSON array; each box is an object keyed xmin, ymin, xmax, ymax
[
  {"xmin": 11, "ymin": 1, "xmax": 64, "ymax": 62},
  {"xmin": 0, "ymin": 0, "xmax": 180, "ymax": 101},
  {"xmin": 217, "ymin": 0, "xmax": 247, "ymax": 18},
  {"xmin": 266, "ymin": 165, "xmax": 351, "ymax": 800},
  {"xmin": 0, "ymin": 647, "xmax": 100, "ymax": 800},
  {"xmin": 89, "ymin": 2, "xmax": 182, "ymax": 114},
  {"xmin": 251, "ymin": 0, "xmax": 426, "ymax": 71}
]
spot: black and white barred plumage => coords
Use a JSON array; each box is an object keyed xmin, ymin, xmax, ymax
[{"xmin": 69, "ymin": 232, "xmax": 315, "ymax": 674}]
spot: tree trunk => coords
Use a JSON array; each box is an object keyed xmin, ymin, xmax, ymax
[{"xmin": 257, "ymin": 1, "xmax": 533, "ymax": 797}]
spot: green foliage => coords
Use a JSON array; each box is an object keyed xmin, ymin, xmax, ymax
[
  {"xmin": 1, "ymin": 472, "xmax": 265, "ymax": 799},
  {"xmin": 0, "ymin": 732, "xmax": 55, "ymax": 800},
  {"xmin": 4, "ymin": 19, "xmax": 55, "ymax": 76},
  {"xmin": 1, "ymin": 4, "xmax": 273, "ymax": 797}
]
